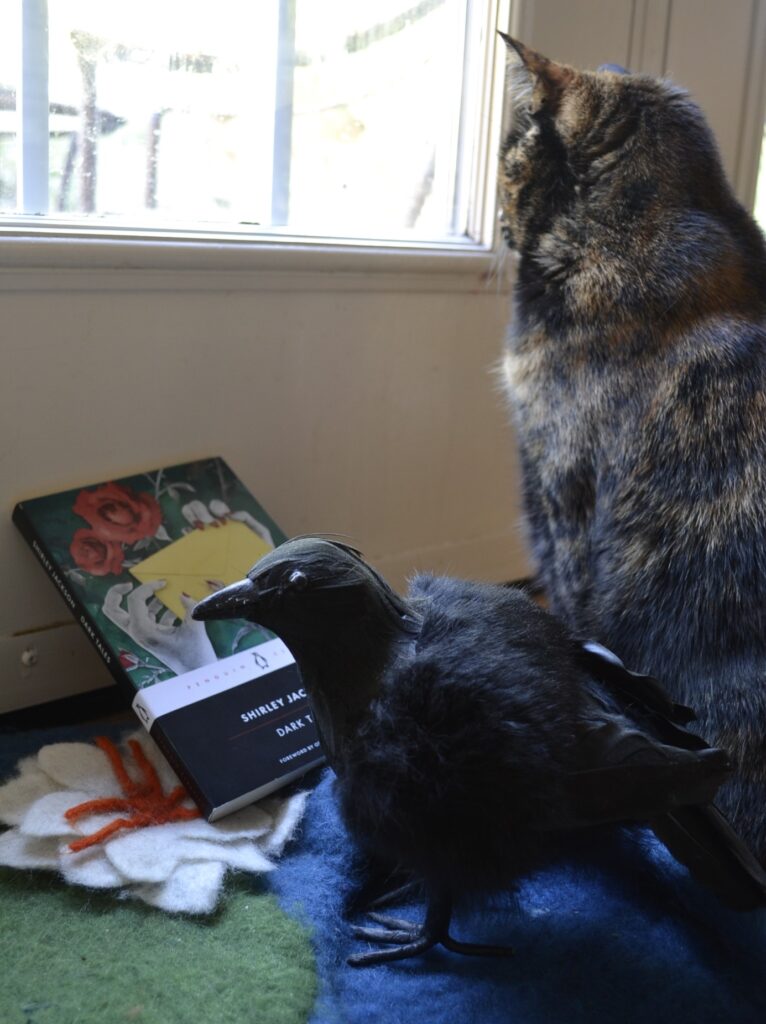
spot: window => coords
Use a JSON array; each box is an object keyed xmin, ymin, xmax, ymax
[
  {"xmin": 1, "ymin": 0, "xmax": 508, "ymax": 248},
  {"xmin": 755, "ymin": 123, "xmax": 766, "ymax": 230}
]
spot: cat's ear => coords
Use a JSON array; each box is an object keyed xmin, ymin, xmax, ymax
[{"xmin": 499, "ymin": 33, "xmax": 574, "ymax": 111}]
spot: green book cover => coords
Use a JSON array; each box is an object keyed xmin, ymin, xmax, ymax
[{"xmin": 13, "ymin": 457, "xmax": 323, "ymax": 819}]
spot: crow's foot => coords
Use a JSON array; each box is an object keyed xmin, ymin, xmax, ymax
[
  {"xmin": 348, "ymin": 907, "xmax": 514, "ymax": 966},
  {"xmin": 349, "ymin": 922, "xmax": 437, "ymax": 965}
]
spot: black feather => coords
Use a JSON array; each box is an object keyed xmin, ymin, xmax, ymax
[
  {"xmin": 192, "ymin": 540, "xmax": 766, "ymax": 966},
  {"xmin": 650, "ymin": 806, "xmax": 766, "ymax": 910}
]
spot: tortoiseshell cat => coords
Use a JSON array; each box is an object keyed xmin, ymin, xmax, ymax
[{"xmin": 498, "ymin": 37, "xmax": 766, "ymax": 861}]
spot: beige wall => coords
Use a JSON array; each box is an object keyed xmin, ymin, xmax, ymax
[{"xmin": 0, "ymin": 261, "xmax": 527, "ymax": 710}]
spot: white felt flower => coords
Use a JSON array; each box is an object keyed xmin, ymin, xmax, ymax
[{"xmin": 0, "ymin": 730, "xmax": 308, "ymax": 914}]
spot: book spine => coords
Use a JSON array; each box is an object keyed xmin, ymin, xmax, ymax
[
  {"xmin": 147, "ymin": 721, "xmax": 213, "ymax": 820},
  {"xmin": 12, "ymin": 501, "xmax": 135, "ymax": 705}
]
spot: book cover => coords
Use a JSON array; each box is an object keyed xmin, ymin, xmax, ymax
[{"xmin": 13, "ymin": 457, "xmax": 324, "ymax": 819}]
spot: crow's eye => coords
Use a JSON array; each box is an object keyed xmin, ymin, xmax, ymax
[{"xmin": 287, "ymin": 570, "xmax": 308, "ymax": 592}]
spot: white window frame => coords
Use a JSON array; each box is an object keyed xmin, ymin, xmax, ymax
[{"xmin": 0, "ymin": 0, "xmax": 516, "ymax": 285}]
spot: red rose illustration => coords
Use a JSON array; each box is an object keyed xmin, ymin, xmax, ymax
[
  {"xmin": 119, "ymin": 650, "xmax": 138, "ymax": 670},
  {"xmin": 70, "ymin": 529, "xmax": 125, "ymax": 576},
  {"xmin": 73, "ymin": 482, "xmax": 162, "ymax": 543}
]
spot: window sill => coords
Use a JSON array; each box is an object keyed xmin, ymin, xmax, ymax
[{"xmin": 0, "ymin": 224, "xmax": 509, "ymax": 294}]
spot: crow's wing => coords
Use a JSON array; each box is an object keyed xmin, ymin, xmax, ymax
[
  {"xmin": 651, "ymin": 804, "xmax": 766, "ymax": 909},
  {"xmin": 548, "ymin": 642, "xmax": 766, "ymax": 908},
  {"xmin": 523, "ymin": 640, "xmax": 730, "ymax": 830},
  {"xmin": 549, "ymin": 715, "xmax": 731, "ymax": 829},
  {"xmin": 576, "ymin": 641, "xmax": 702, "ymax": 740}
]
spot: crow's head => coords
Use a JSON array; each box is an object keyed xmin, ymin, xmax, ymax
[
  {"xmin": 192, "ymin": 536, "xmax": 415, "ymax": 656},
  {"xmin": 194, "ymin": 537, "xmax": 418, "ymax": 762}
]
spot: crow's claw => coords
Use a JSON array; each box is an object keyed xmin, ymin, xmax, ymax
[
  {"xmin": 366, "ymin": 911, "xmax": 418, "ymax": 931},
  {"xmin": 351, "ymin": 924, "xmax": 418, "ymax": 945},
  {"xmin": 348, "ymin": 932, "xmax": 437, "ymax": 965}
]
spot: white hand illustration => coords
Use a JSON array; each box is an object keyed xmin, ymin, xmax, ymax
[
  {"xmin": 102, "ymin": 580, "xmax": 216, "ymax": 675},
  {"xmin": 183, "ymin": 498, "xmax": 275, "ymax": 548}
]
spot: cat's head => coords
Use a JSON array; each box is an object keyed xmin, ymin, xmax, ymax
[{"xmin": 497, "ymin": 37, "xmax": 727, "ymax": 256}]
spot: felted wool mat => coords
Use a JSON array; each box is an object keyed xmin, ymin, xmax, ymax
[
  {"xmin": 5, "ymin": 723, "xmax": 766, "ymax": 1024},
  {"xmin": 270, "ymin": 770, "xmax": 766, "ymax": 1024},
  {"xmin": 0, "ymin": 722, "xmax": 317, "ymax": 1024}
]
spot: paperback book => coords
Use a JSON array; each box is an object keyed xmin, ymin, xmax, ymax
[{"xmin": 13, "ymin": 457, "xmax": 324, "ymax": 819}]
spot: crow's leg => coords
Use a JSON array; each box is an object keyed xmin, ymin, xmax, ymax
[
  {"xmin": 367, "ymin": 880, "xmax": 420, "ymax": 910},
  {"xmin": 348, "ymin": 891, "xmax": 514, "ymax": 966},
  {"xmin": 343, "ymin": 862, "xmax": 418, "ymax": 917}
]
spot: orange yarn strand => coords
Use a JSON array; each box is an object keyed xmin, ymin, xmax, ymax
[
  {"xmin": 69, "ymin": 817, "xmax": 144, "ymax": 853},
  {"xmin": 64, "ymin": 796, "xmax": 134, "ymax": 822},
  {"xmin": 94, "ymin": 736, "xmax": 140, "ymax": 795},
  {"xmin": 65, "ymin": 735, "xmax": 201, "ymax": 852},
  {"xmin": 126, "ymin": 738, "xmax": 163, "ymax": 795}
]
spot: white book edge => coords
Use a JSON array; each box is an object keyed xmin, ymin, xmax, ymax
[{"xmin": 132, "ymin": 637, "xmax": 296, "ymax": 729}]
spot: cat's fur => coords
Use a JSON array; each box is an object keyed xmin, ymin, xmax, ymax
[{"xmin": 498, "ymin": 38, "xmax": 766, "ymax": 861}]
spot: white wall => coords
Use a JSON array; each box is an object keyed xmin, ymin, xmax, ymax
[
  {"xmin": 2, "ymin": 267, "xmax": 526, "ymax": 607},
  {"xmin": 1, "ymin": 0, "xmax": 764, "ymax": 711},
  {"xmin": 0, "ymin": 257, "xmax": 527, "ymax": 709}
]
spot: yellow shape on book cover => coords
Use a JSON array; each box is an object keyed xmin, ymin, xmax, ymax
[{"xmin": 130, "ymin": 521, "xmax": 271, "ymax": 619}]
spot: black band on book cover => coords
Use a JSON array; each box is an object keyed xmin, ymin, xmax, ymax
[{"xmin": 152, "ymin": 664, "xmax": 323, "ymax": 816}]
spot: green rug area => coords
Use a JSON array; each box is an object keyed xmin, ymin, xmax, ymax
[{"xmin": 0, "ymin": 867, "xmax": 317, "ymax": 1024}]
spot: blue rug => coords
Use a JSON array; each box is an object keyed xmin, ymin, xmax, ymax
[
  {"xmin": 271, "ymin": 770, "xmax": 766, "ymax": 1024},
  {"xmin": 3, "ymin": 723, "xmax": 766, "ymax": 1023}
]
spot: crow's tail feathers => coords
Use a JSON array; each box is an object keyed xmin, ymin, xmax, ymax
[{"xmin": 651, "ymin": 804, "xmax": 766, "ymax": 910}]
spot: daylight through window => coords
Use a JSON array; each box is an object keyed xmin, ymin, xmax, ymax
[
  {"xmin": 755, "ymin": 123, "xmax": 766, "ymax": 230},
  {"xmin": 1, "ymin": 0, "xmax": 498, "ymax": 245}
]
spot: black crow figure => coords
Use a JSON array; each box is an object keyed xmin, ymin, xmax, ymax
[{"xmin": 193, "ymin": 537, "xmax": 766, "ymax": 966}]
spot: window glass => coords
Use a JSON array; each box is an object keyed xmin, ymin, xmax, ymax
[
  {"xmin": 1, "ymin": 0, "xmax": 475, "ymax": 243},
  {"xmin": 0, "ymin": 2, "xmax": 20, "ymax": 212}
]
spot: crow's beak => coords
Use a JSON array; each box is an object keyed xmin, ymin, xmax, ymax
[{"xmin": 192, "ymin": 577, "xmax": 259, "ymax": 622}]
